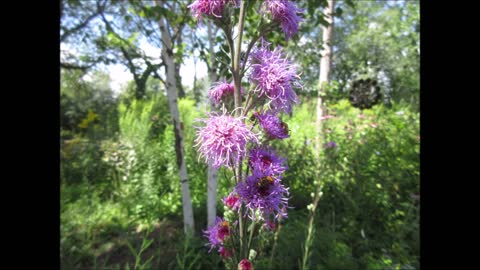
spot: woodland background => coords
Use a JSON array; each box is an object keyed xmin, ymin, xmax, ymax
[{"xmin": 60, "ymin": 0, "xmax": 419, "ymax": 269}]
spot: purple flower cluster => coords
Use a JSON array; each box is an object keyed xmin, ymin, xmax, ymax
[
  {"xmin": 249, "ymin": 39, "xmax": 301, "ymax": 114},
  {"xmin": 190, "ymin": 0, "xmax": 303, "ymax": 263},
  {"xmin": 262, "ymin": 0, "xmax": 303, "ymax": 40},
  {"xmin": 208, "ymin": 79, "xmax": 245, "ymax": 106},
  {"xmin": 195, "ymin": 111, "xmax": 258, "ymax": 169},
  {"xmin": 204, "ymin": 217, "xmax": 231, "ymax": 252},
  {"xmin": 235, "ymin": 169, "xmax": 289, "ymax": 220},
  {"xmin": 236, "ymin": 147, "xmax": 289, "ymax": 219},
  {"xmin": 248, "ymin": 146, "xmax": 287, "ymax": 176},
  {"xmin": 189, "ymin": 0, "xmax": 239, "ymax": 20},
  {"xmin": 254, "ymin": 111, "xmax": 290, "ymax": 139}
]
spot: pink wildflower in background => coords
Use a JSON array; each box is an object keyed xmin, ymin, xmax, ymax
[{"xmin": 319, "ymin": 115, "xmax": 335, "ymax": 121}]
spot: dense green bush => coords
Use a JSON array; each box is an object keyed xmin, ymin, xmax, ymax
[{"xmin": 273, "ymin": 98, "xmax": 419, "ymax": 269}]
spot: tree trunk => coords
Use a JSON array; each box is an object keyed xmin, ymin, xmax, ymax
[
  {"xmin": 175, "ymin": 32, "xmax": 186, "ymax": 98},
  {"xmin": 206, "ymin": 20, "xmax": 219, "ymax": 227},
  {"xmin": 315, "ymin": 0, "xmax": 335, "ymax": 155},
  {"xmin": 156, "ymin": 0, "xmax": 194, "ymax": 234},
  {"xmin": 303, "ymin": 1, "xmax": 335, "ymax": 269},
  {"xmin": 207, "ymin": 21, "xmax": 218, "ymax": 84}
]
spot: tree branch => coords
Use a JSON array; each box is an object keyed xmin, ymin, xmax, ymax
[
  {"xmin": 60, "ymin": 62, "xmax": 94, "ymax": 71},
  {"xmin": 61, "ymin": 1, "xmax": 105, "ymax": 42}
]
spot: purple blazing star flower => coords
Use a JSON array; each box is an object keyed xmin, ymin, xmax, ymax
[
  {"xmin": 249, "ymin": 39, "xmax": 301, "ymax": 114},
  {"xmin": 189, "ymin": 0, "xmax": 239, "ymax": 20},
  {"xmin": 208, "ymin": 79, "xmax": 245, "ymax": 106},
  {"xmin": 325, "ymin": 141, "xmax": 338, "ymax": 149},
  {"xmin": 195, "ymin": 111, "xmax": 259, "ymax": 169},
  {"xmin": 204, "ymin": 217, "xmax": 231, "ymax": 252},
  {"xmin": 254, "ymin": 111, "xmax": 290, "ymax": 139},
  {"xmin": 235, "ymin": 168, "xmax": 289, "ymax": 220},
  {"xmin": 248, "ymin": 146, "xmax": 288, "ymax": 176},
  {"xmin": 262, "ymin": 0, "xmax": 303, "ymax": 40}
]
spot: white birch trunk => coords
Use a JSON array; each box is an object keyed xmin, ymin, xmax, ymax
[
  {"xmin": 206, "ymin": 161, "xmax": 218, "ymax": 227},
  {"xmin": 156, "ymin": 0, "xmax": 194, "ymax": 233},
  {"xmin": 206, "ymin": 20, "xmax": 219, "ymax": 227},
  {"xmin": 304, "ymin": 2, "xmax": 335, "ymax": 269},
  {"xmin": 315, "ymin": 0, "xmax": 335, "ymax": 155}
]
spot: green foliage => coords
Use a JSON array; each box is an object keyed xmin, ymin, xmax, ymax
[
  {"xmin": 332, "ymin": 1, "xmax": 420, "ymax": 108},
  {"xmin": 61, "ymin": 69, "xmax": 119, "ymax": 138},
  {"xmin": 288, "ymin": 1, "xmax": 419, "ymax": 110},
  {"xmin": 125, "ymin": 226, "xmax": 155, "ymax": 269},
  {"xmin": 170, "ymin": 233, "xmax": 205, "ymax": 270},
  {"xmin": 276, "ymin": 98, "xmax": 419, "ymax": 269},
  {"xmin": 61, "ymin": 95, "xmax": 419, "ymax": 269}
]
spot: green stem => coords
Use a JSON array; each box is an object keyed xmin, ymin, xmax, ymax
[
  {"xmin": 238, "ymin": 205, "xmax": 245, "ymax": 259},
  {"xmin": 247, "ymin": 218, "xmax": 256, "ymax": 253},
  {"xmin": 243, "ymin": 210, "xmax": 248, "ymax": 259},
  {"xmin": 229, "ymin": 221, "xmax": 240, "ymax": 264},
  {"xmin": 231, "ymin": 0, "xmax": 247, "ymax": 260},
  {"xmin": 269, "ymin": 221, "xmax": 282, "ymax": 270},
  {"xmin": 233, "ymin": 0, "xmax": 247, "ymax": 115},
  {"xmin": 223, "ymin": 25, "xmax": 235, "ymax": 75},
  {"xmin": 242, "ymin": 96, "xmax": 255, "ymax": 118},
  {"xmin": 301, "ymin": 180, "xmax": 322, "ymax": 270}
]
